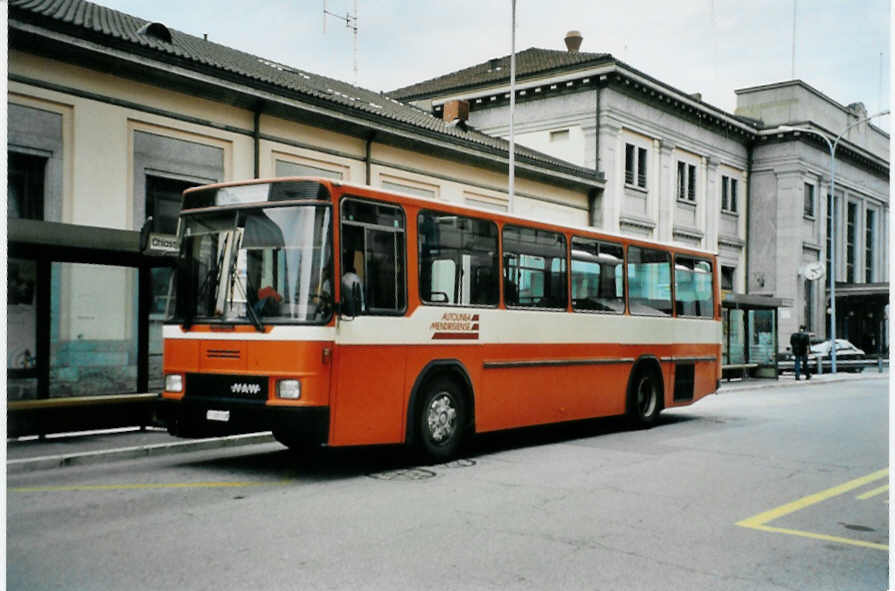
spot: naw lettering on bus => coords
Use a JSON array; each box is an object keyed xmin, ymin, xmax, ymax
[{"xmin": 430, "ymin": 312, "xmax": 479, "ymax": 340}]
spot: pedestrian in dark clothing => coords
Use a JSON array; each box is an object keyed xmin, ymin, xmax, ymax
[{"xmin": 789, "ymin": 325, "xmax": 810, "ymax": 380}]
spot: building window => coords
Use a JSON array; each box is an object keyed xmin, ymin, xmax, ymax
[
  {"xmin": 825, "ymin": 194, "xmax": 832, "ymax": 275},
  {"xmin": 550, "ymin": 129, "xmax": 570, "ymax": 142},
  {"xmin": 625, "ymin": 144, "xmax": 647, "ymax": 189},
  {"xmin": 865, "ymin": 209, "xmax": 875, "ymax": 282},
  {"xmin": 803, "ymin": 183, "xmax": 815, "ymax": 218},
  {"xmin": 846, "ymin": 202, "xmax": 856, "ymax": 283},
  {"xmin": 381, "ymin": 179, "xmax": 437, "ymax": 199},
  {"xmin": 275, "ymin": 159, "xmax": 344, "ymax": 180},
  {"xmin": 8, "ymin": 152, "xmax": 47, "ymax": 220},
  {"xmin": 803, "ymin": 278, "xmax": 813, "ymax": 331},
  {"xmin": 146, "ymin": 175, "xmax": 198, "ymax": 235},
  {"xmin": 721, "ymin": 265, "xmax": 735, "ymax": 291},
  {"xmin": 721, "ymin": 176, "xmax": 738, "ymax": 213},
  {"xmin": 677, "ymin": 161, "xmax": 696, "ymax": 202}
]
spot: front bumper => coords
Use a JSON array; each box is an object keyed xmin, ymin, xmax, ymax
[{"xmin": 157, "ymin": 397, "xmax": 329, "ymax": 443}]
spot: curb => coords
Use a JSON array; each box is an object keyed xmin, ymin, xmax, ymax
[
  {"xmin": 719, "ymin": 371, "xmax": 888, "ymax": 393},
  {"xmin": 7, "ymin": 432, "xmax": 276, "ymax": 474}
]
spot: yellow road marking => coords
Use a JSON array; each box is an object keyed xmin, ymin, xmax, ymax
[
  {"xmin": 745, "ymin": 525, "xmax": 888, "ymax": 551},
  {"xmin": 10, "ymin": 480, "xmax": 292, "ymax": 492},
  {"xmin": 856, "ymin": 484, "xmax": 888, "ymax": 500},
  {"xmin": 736, "ymin": 468, "xmax": 888, "ymax": 551}
]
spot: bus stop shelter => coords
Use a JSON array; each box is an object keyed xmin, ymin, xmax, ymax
[
  {"xmin": 722, "ymin": 293, "xmax": 789, "ymax": 380},
  {"xmin": 8, "ymin": 218, "xmax": 174, "ymax": 437}
]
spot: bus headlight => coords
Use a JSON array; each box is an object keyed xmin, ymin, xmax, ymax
[
  {"xmin": 165, "ymin": 374, "xmax": 183, "ymax": 393},
  {"xmin": 277, "ymin": 379, "xmax": 301, "ymax": 400}
]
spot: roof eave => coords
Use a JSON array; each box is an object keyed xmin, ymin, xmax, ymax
[{"xmin": 9, "ymin": 19, "xmax": 602, "ymax": 192}]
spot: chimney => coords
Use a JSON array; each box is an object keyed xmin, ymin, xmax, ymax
[
  {"xmin": 442, "ymin": 100, "xmax": 470, "ymax": 127},
  {"xmin": 564, "ymin": 30, "xmax": 582, "ymax": 53},
  {"xmin": 847, "ymin": 102, "xmax": 868, "ymax": 118}
]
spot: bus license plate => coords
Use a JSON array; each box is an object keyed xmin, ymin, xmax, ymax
[{"xmin": 206, "ymin": 410, "xmax": 230, "ymax": 422}]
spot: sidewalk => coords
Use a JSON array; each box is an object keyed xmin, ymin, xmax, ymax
[
  {"xmin": 7, "ymin": 369, "xmax": 888, "ymax": 474},
  {"xmin": 6, "ymin": 427, "xmax": 274, "ymax": 474},
  {"xmin": 718, "ymin": 367, "xmax": 888, "ymax": 393}
]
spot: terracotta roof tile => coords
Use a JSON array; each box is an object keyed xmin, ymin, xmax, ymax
[
  {"xmin": 389, "ymin": 47, "xmax": 613, "ymax": 100},
  {"xmin": 9, "ymin": 0, "xmax": 597, "ymax": 180}
]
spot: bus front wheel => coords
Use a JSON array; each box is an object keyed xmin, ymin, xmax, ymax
[
  {"xmin": 627, "ymin": 367, "xmax": 661, "ymax": 428},
  {"xmin": 417, "ymin": 377, "xmax": 466, "ymax": 463}
]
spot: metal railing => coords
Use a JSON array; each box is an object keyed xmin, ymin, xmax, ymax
[{"xmin": 776, "ymin": 357, "xmax": 889, "ymax": 375}]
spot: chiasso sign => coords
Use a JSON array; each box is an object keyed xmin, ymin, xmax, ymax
[{"xmin": 146, "ymin": 233, "xmax": 179, "ymax": 254}]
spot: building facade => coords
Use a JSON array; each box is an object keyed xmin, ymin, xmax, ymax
[
  {"xmin": 7, "ymin": 0, "xmax": 601, "ymax": 415},
  {"xmin": 391, "ymin": 40, "xmax": 890, "ymax": 365},
  {"xmin": 739, "ymin": 82, "xmax": 889, "ymax": 352}
]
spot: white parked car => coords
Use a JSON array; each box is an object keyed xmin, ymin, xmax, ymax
[
  {"xmin": 809, "ymin": 339, "xmax": 865, "ymax": 359},
  {"xmin": 808, "ymin": 339, "xmax": 866, "ymax": 372}
]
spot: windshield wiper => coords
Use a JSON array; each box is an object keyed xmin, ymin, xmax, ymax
[
  {"xmin": 244, "ymin": 290, "xmax": 265, "ymax": 332},
  {"xmin": 226, "ymin": 234, "xmax": 265, "ymax": 333}
]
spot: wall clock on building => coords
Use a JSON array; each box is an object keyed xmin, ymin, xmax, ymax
[{"xmin": 801, "ymin": 261, "xmax": 825, "ymax": 281}]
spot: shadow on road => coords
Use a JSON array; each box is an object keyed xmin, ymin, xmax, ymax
[{"xmin": 170, "ymin": 411, "xmax": 705, "ymax": 481}]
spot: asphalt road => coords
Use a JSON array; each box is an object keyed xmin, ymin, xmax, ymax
[{"xmin": 7, "ymin": 376, "xmax": 888, "ymax": 590}]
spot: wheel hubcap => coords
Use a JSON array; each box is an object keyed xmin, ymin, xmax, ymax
[
  {"xmin": 426, "ymin": 393, "xmax": 458, "ymax": 444},
  {"xmin": 637, "ymin": 376, "xmax": 656, "ymax": 417}
]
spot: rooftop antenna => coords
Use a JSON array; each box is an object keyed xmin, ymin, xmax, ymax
[
  {"xmin": 508, "ymin": 0, "xmax": 516, "ymax": 211},
  {"xmin": 791, "ymin": 0, "xmax": 797, "ymax": 79},
  {"xmin": 323, "ymin": 0, "xmax": 359, "ymax": 85}
]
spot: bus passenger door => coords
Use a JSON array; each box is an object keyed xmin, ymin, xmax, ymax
[{"xmin": 329, "ymin": 198, "xmax": 408, "ymax": 446}]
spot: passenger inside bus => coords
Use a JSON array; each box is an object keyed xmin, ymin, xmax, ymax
[{"xmin": 341, "ymin": 256, "xmax": 365, "ymax": 315}]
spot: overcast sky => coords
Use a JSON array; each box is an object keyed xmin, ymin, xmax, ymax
[{"xmin": 102, "ymin": 0, "xmax": 890, "ymax": 129}]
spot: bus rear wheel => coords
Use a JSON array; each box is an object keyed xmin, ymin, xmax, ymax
[
  {"xmin": 627, "ymin": 367, "xmax": 661, "ymax": 428},
  {"xmin": 417, "ymin": 377, "xmax": 466, "ymax": 463}
]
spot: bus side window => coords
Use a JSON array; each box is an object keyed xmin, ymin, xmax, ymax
[
  {"xmin": 627, "ymin": 246, "xmax": 672, "ymax": 316},
  {"xmin": 418, "ymin": 211, "xmax": 499, "ymax": 307},
  {"xmin": 674, "ymin": 256, "xmax": 713, "ymax": 317},
  {"xmin": 571, "ymin": 236, "xmax": 624, "ymax": 313},
  {"xmin": 502, "ymin": 225, "xmax": 567, "ymax": 309},
  {"xmin": 340, "ymin": 197, "xmax": 406, "ymax": 315}
]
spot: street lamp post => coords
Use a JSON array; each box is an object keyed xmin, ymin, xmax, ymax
[{"xmin": 778, "ymin": 110, "xmax": 888, "ymax": 373}]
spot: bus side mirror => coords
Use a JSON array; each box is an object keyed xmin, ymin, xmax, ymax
[{"xmin": 340, "ymin": 284, "xmax": 362, "ymax": 320}]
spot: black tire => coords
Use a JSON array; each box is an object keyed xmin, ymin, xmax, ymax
[
  {"xmin": 627, "ymin": 366, "xmax": 661, "ymax": 428},
  {"xmin": 416, "ymin": 377, "xmax": 466, "ymax": 463}
]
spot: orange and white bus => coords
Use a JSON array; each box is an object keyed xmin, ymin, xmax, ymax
[{"xmin": 160, "ymin": 178, "xmax": 721, "ymax": 461}]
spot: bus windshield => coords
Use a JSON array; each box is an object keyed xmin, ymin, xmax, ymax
[{"xmin": 172, "ymin": 204, "xmax": 333, "ymax": 326}]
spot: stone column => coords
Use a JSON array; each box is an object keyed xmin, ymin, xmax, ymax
[
  {"xmin": 775, "ymin": 169, "xmax": 804, "ymax": 341},
  {"xmin": 656, "ymin": 140, "xmax": 675, "ymax": 242},
  {"xmin": 599, "ymin": 119, "xmax": 623, "ymax": 234},
  {"xmin": 705, "ymin": 157, "xmax": 720, "ymax": 252}
]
